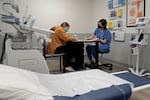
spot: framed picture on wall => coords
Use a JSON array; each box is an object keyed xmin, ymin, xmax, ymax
[
  {"xmin": 126, "ymin": 0, "xmax": 145, "ymax": 27},
  {"xmin": 109, "ymin": 10, "xmax": 117, "ymax": 19},
  {"xmin": 118, "ymin": 0, "xmax": 125, "ymax": 6},
  {"xmin": 108, "ymin": 0, "xmax": 113, "ymax": 9}
]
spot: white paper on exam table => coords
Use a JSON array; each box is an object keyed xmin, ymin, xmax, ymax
[
  {"xmin": 77, "ymin": 39, "xmax": 97, "ymax": 45},
  {"xmin": 37, "ymin": 69, "xmax": 134, "ymax": 96}
]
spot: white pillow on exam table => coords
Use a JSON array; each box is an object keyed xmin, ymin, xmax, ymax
[{"xmin": 0, "ymin": 64, "xmax": 54, "ymax": 100}]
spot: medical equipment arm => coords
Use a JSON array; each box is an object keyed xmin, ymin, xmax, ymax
[
  {"xmin": 0, "ymin": 0, "xmax": 52, "ymax": 35},
  {"xmin": 0, "ymin": 0, "xmax": 19, "ymax": 16},
  {"xmin": 0, "ymin": 0, "xmax": 51, "ymax": 74}
]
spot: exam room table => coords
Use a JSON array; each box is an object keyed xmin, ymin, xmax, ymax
[{"xmin": 0, "ymin": 64, "xmax": 133, "ymax": 100}]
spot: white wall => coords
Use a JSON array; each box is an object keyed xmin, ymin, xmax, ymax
[
  {"xmin": 0, "ymin": 0, "xmax": 93, "ymax": 60},
  {"xmin": 91, "ymin": 0, "xmax": 150, "ymax": 70},
  {"xmin": 0, "ymin": 0, "xmax": 92, "ymax": 33},
  {"xmin": 18, "ymin": 0, "xmax": 92, "ymax": 33},
  {"xmin": 145, "ymin": 0, "xmax": 150, "ymax": 17},
  {"xmin": 1, "ymin": 0, "xmax": 150, "ymax": 35},
  {"xmin": 91, "ymin": 0, "xmax": 150, "ymax": 32},
  {"xmin": 91, "ymin": 0, "xmax": 109, "ymax": 31},
  {"xmin": 91, "ymin": 0, "xmax": 138, "ymax": 33},
  {"xmin": 1, "ymin": 0, "xmax": 150, "ymax": 69}
]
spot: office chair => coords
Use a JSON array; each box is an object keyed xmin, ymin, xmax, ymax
[
  {"xmin": 43, "ymin": 39, "xmax": 64, "ymax": 72},
  {"xmin": 95, "ymin": 42, "xmax": 113, "ymax": 70}
]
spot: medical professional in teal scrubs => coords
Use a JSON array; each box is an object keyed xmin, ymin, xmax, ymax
[{"xmin": 85, "ymin": 19, "xmax": 111, "ymax": 64}]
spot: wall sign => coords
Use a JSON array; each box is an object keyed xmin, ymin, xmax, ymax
[{"xmin": 126, "ymin": 0, "xmax": 145, "ymax": 27}]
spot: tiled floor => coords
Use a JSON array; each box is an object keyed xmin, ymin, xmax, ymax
[{"xmin": 46, "ymin": 57, "xmax": 128, "ymax": 74}]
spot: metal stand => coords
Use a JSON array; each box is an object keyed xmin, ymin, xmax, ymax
[
  {"xmin": 129, "ymin": 45, "xmax": 145, "ymax": 76},
  {"xmin": 129, "ymin": 29, "xmax": 148, "ymax": 76}
]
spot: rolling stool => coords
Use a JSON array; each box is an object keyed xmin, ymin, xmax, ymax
[{"xmin": 95, "ymin": 42, "xmax": 113, "ymax": 70}]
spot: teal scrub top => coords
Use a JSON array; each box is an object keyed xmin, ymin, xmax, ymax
[{"xmin": 93, "ymin": 27, "xmax": 111, "ymax": 50}]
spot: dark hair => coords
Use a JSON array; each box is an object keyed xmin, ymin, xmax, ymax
[
  {"xmin": 98, "ymin": 19, "xmax": 107, "ymax": 29},
  {"xmin": 61, "ymin": 22, "xmax": 70, "ymax": 27}
]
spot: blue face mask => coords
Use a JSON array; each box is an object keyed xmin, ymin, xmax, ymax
[{"xmin": 64, "ymin": 29, "xmax": 68, "ymax": 32}]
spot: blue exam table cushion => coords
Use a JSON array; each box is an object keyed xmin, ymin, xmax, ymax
[
  {"xmin": 115, "ymin": 72, "xmax": 150, "ymax": 88},
  {"xmin": 53, "ymin": 84, "xmax": 131, "ymax": 100}
]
